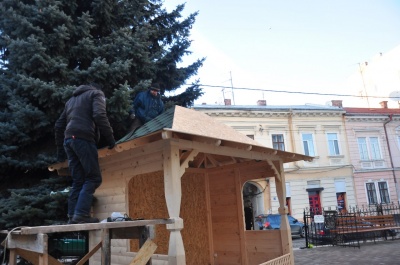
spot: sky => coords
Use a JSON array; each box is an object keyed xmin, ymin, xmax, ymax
[{"xmin": 163, "ymin": 0, "xmax": 400, "ymax": 107}]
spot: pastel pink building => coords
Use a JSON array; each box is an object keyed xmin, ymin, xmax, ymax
[{"xmin": 343, "ymin": 102, "xmax": 400, "ymax": 206}]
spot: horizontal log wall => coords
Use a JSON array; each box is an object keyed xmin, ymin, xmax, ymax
[{"xmin": 208, "ymin": 169, "xmax": 242, "ymax": 265}]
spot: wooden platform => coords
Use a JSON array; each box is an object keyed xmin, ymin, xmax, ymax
[{"xmin": 1, "ymin": 219, "xmax": 174, "ymax": 265}]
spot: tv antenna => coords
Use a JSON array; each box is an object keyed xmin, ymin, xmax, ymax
[{"xmin": 229, "ymin": 71, "xmax": 236, "ymax": 105}]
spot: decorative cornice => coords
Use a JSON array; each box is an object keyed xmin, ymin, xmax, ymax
[
  {"xmin": 345, "ymin": 116, "xmax": 399, "ymax": 122},
  {"xmin": 204, "ymin": 111, "xmax": 343, "ymax": 118}
]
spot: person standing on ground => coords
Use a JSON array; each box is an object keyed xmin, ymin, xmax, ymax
[
  {"xmin": 129, "ymin": 83, "xmax": 164, "ymax": 132},
  {"xmin": 55, "ymin": 83, "xmax": 116, "ymax": 224}
]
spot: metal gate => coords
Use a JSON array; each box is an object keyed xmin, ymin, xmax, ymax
[{"xmin": 304, "ymin": 208, "xmax": 360, "ymax": 248}]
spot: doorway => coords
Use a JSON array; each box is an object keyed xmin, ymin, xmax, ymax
[
  {"xmin": 242, "ymin": 182, "xmax": 265, "ymax": 230},
  {"xmin": 308, "ymin": 191, "xmax": 322, "ymax": 215}
]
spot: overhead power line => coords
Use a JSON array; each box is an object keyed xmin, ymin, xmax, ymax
[{"xmin": 186, "ymin": 83, "xmax": 400, "ymax": 100}]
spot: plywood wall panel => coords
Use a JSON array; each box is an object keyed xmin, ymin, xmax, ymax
[
  {"xmin": 180, "ymin": 173, "xmax": 210, "ymax": 265},
  {"xmin": 128, "ymin": 171, "xmax": 211, "ymax": 265}
]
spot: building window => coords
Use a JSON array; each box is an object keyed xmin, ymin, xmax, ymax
[
  {"xmin": 397, "ymin": 135, "xmax": 400, "ymax": 150},
  {"xmin": 272, "ymin": 134, "xmax": 285, "ymax": 151},
  {"xmin": 302, "ymin": 133, "xmax": 315, "ymax": 156},
  {"xmin": 369, "ymin": 137, "xmax": 381, "ymax": 159},
  {"xmin": 378, "ymin": 182, "xmax": 390, "ymax": 204},
  {"xmin": 357, "ymin": 137, "xmax": 382, "ymax": 160},
  {"xmin": 365, "ymin": 181, "xmax": 390, "ymax": 204},
  {"xmin": 366, "ymin": 183, "xmax": 378, "ymax": 204},
  {"xmin": 327, "ymin": 133, "xmax": 340, "ymax": 155},
  {"xmin": 336, "ymin": 193, "xmax": 346, "ymax": 214}
]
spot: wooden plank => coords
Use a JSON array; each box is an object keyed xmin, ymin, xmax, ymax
[
  {"xmin": 14, "ymin": 249, "xmax": 61, "ymax": 265},
  {"xmin": 234, "ymin": 168, "xmax": 247, "ymax": 265},
  {"xmin": 76, "ymin": 241, "xmax": 102, "ymax": 265},
  {"xmin": 102, "ymin": 152, "xmax": 163, "ymax": 174},
  {"xmin": 207, "ymin": 160, "xmax": 271, "ymax": 174},
  {"xmin": 14, "ymin": 219, "xmax": 173, "ymax": 235},
  {"xmin": 95, "ymin": 202, "xmax": 127, "ymax": 213},
  {"xmin": 101, "ymin": 139, "xmax": 165, "ymax": 166},
  {"xmin": 129, "ymin": 239, "xmax": 157, "ymax": 265},
  {"xmin": 102, "ymin": 229, "xmax": 111, "ymax": 265},
  {"xmin": 15, "ymin": 249, "xmax": 45, "ymax": 265},
  {"xmin": 169, "ymin": 138, "xmax": 281, "ymax": 162},
  {"xmin": 204, "ymin": 173, "xmax": 215, "ymax": 265},
  {"xmin": 9, "ymin": 249, "xmax": 17, "ymax": 265},
  {"xmin": 7, "ymin": 233, "xmax": 47, "ymax": 253},
  {"xmin": 108, "ymin": 162, "xmax": 163, "ymax": 179}
]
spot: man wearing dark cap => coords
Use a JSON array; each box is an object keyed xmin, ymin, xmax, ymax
[
  {"xmin": 55, "ymin": 83, "xmax": 115, "ymax": 224},
  {"xmin": 129, "ymin": 83, "xmax": 164, "ymax": 132}
]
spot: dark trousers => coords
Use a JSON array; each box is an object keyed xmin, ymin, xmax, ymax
[
  {"xmin": 64, "ymin": 138, "xmax": 102, "ymax": 217},
  {"xmin": 129, "ymin": 118, "xmax": 143, "ymax": 132}
]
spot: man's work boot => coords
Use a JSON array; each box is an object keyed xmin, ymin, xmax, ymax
[{"xmin": 71, "ymin": 215, "xmax": 99, "ymax": 224}]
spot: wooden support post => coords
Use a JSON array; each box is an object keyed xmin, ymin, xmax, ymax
[
  {"xmin": 101, "ymin": 228, "xmax": 111, "ymax": 265},
  {"xmin": 38, "ymin": 252, "xmax": 49, "ymax": 265},
  {"xmin": 163, "ymin": 143, "xmax": 186, "ymax": 265},
  {"xmin": 273, "ymin": 160, "xmax": 294, "ymax": 265},
  {"xmin": 9, "ymin": 249, "xmax": 17, "ymax": 265}
]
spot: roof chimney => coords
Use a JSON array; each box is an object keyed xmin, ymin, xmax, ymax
[
  {"xmin": 331, "ymin": 100, "xmax": 343, "ymax": 108},
  {"xmin": 257, "ymin": 100, "xmax": 266, "ymax": 106},
  {"xmin": 379, "ymin": 101, "xmax": 388, "ymax": 109},
  {"xmin": 224, "ymin": 99, "xmax": 231, "ymax": 106}
]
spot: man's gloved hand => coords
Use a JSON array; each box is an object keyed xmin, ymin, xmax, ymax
[
  {"xmin": 108, "ymin": 139, "xmax": 116, "ymax": 149},
  {"xmin": 57, "ymin": 148, "xmax": 67, "ymax": 162}
]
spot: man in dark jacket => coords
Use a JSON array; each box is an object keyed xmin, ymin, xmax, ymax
[
  {"xmin": 55, "ymin": 83, "xmax": 115, "ymax": 224},
  {"xmin": 129, "ymin": 83, "xmax": 164, "ymax": 132}
]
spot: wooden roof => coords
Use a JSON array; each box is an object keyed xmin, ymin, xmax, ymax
[{"xmin": 49, "ymin": 106, "xmax": 313, "ymax": 172}]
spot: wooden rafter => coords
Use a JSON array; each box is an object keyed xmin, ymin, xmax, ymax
[
  {"xmin": 191, "ymin": 153, "xmax": 205, "ymax": 168},
  {"xmin": 205, "ymin": 154, "xmax": 220, "ymax": 167}
]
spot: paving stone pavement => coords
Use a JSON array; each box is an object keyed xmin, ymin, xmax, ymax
[{"xmin": 293, "ymin": 240, "xmax": 400, "ymax": 265}]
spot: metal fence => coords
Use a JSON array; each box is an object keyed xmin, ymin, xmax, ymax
[{"xmin": 303, "ymin": 203, "xmax": 400, "ymax": 249}]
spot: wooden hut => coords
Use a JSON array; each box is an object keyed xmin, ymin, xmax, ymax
[{"xmin": 49, "ymin": 105, "xmax": 312, "ymax": 265}]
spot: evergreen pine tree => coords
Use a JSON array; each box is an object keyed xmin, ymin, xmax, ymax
[{"xmin": 0, "ymin": 0, "xmax": 204, "ymax": 226}]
